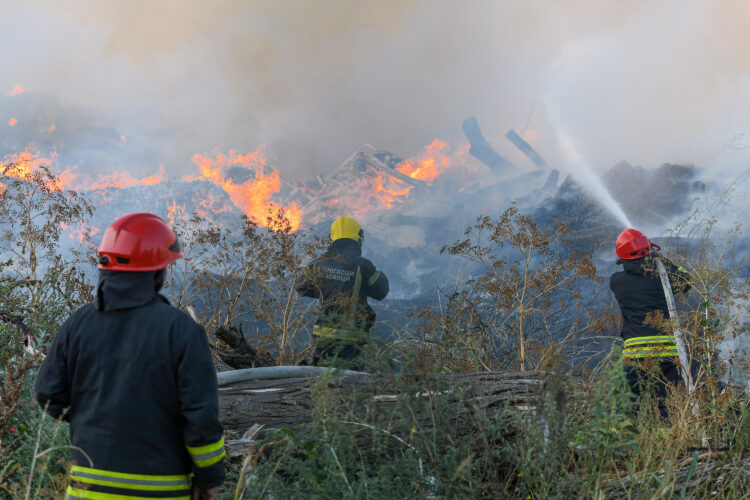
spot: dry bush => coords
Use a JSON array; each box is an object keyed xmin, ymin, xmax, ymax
[
  {"xmin": 393, "ymin": 205, "xmax": 601, "ymax": 373},
  {"xmin": 0, "ymin": 157, "xmax": 95, "ymax": 496},
  {"xmin": 165, "ymin": 208, "xmax": 326, "ymax": 365}
]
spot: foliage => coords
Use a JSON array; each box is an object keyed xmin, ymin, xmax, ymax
[
  {"xmin": 0, "ymin": 156, "xmax": 94, "ymax": 319},
  {"xmin": 405, "ymin": 204, "xmax": 600, "ymax": 372},
  {"xmin": 237, "ymin": 353, "xmax": 750, "ymax": 499},
  {"xmin": 165, "ymin": 209, "xmax": 326, "ymax": 364},
  {"xmin": 0, "ymin": 160, "xmax": 93, "ymax": 497}
]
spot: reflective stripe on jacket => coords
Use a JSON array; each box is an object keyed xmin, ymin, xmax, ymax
[
  {"xmin": 66, "ymin": 465, "xmax": 191, "ymax": 499},
  {"xmin": 313, "ymin": 325, "xmax": 367, "ymax": 342}
]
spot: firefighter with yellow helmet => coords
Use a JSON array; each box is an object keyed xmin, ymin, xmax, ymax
[{"xmin": 296, "ymin": 216, "xmax": 389, "ymax": 369}]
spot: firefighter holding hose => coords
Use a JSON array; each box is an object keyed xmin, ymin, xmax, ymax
[
  {"xmin": 610, "ymin": 228, "xmax": 691, "ymax": 420},
  {"xmin": 296, "ymin": 216, "xmax": 389, "ymax": 370},
  {"xmin": 35, "ymin": 213, "xmax": 225, "ymax": 500}
]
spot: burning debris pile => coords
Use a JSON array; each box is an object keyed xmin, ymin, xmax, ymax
[
  {"xmin": 1, "ymin": 88, "xmax": 713, "ymax": 304},
  {"xmin": 294, "ymin": 139, "xmax": 491, "ymax": 228}
]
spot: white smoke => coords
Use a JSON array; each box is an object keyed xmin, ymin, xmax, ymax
[{"xmin": 1, "ymin": 0, "xmax": 749, "ymax": 182}]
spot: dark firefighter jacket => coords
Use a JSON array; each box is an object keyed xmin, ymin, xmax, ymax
[
  {"xmin": 296, "ymin": 238, "xmax": 389, "ymax": 341},
  {"xmin": 610, "ymin": 256, "xmax": 690, "ymax": 360},
  {"xmin": 35, "ymin": 270, "xmax": 225, "ymax": 499}
]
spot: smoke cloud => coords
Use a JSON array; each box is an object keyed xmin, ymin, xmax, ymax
[{"xmin": 1, "ymin": 0, "xmax": 749, "ymax": 180}]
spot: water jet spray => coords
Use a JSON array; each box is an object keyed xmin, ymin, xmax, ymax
[{"xmin": 555, "ymin": 130, "xmax": 634, "ymax": 229}]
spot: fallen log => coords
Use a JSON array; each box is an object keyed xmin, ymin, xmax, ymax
[{"xmin": 218, "ymin": 367, "xmax": 562, "ymax": 438}]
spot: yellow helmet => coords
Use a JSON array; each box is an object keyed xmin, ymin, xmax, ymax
[{"xmin": 330, "ymin": 216, "xmax": 363, "ymax": 245}]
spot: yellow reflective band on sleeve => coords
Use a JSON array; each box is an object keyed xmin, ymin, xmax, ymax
[
  {"xmin": 313, "ymin": 325, "xmax": 364, "ymax": 342},
  {"xmin": 367, "ymin": 270, "xmax": 381, "ymax": 286},
  {"xmin": 66, "ymin": 486, "xmax": 189, "ymax": 499},
  {"xmin": 69, "ymin": 466, "xmax": 189, "ymax": 492},
  {"xmin": 186, "ymin": 436, "xmax": 226, "ymax": 468},
  {"xmin": 677, "ymin": 266, "xmax": 686, "ymax": 272}
]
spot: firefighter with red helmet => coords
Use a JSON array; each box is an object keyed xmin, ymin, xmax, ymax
[
  {"xmin": 610, "ymin": 228, "xmax": 690, "ymax": 419},
  {"xmin": 35, "ymin": 213, "xmax": 225, "ymax": 500},
  {"xmin": 296, "ymin": 216, "xmax": 389, "ymax": 369}
]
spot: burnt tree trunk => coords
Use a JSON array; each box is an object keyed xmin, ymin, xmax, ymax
[
  {"xmin": 219, "ymin": 369, "xmax": 562, "ymax": 438},
  {"xmin": 212, "ymin": 325, "xmax": 274, "ymax": 369}
]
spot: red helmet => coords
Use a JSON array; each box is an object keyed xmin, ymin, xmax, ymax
[
  {"xmin": 615, "ymin": 228, "xmax": 654, "ymax": 260},
  {"xmin": 98, "ymin": 213, "xmax": 182, "ymax": 271}
]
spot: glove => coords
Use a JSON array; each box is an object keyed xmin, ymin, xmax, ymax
[{"xmin": 192, "ymin": 486, "xmax": 220, "ymax": 500}]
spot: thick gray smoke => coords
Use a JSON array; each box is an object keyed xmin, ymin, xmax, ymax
[{"xmin": 1, "ymin": 0, "xmax": 749, "ymax": 181}]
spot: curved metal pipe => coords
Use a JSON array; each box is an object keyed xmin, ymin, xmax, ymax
[{"xmin": 217, "ymin": 365, "xmax": 370, "ymax": 386}]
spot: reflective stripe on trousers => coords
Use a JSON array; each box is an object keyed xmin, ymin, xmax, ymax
[
  {"xmin": 66, "ymin": 488, "xmax": 189, "ymax": 499},
  {"xmin": 623, "ymin": 335, "xmax": 679, "ymax": 359},
  {"xmin": 66, "ymin": 465, "xmax": 190, "ymax": 499}
]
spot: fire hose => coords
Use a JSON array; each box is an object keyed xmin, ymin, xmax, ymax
[
  {"xmin": 216, "ymin": 365, "xmax": 369, "ymax": 386},
  {"xmin": 655, "ymin": 258, "xmax": 694, "ymax": 392}
]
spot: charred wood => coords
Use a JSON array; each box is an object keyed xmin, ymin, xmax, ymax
[
  {"xmin": 461, "ymin": 116, "xmax": 516, "ymax": 173},
  {"xmin": 505, "ymin": 129, "xmax": 549, "ymax": 169},
  {"xmin": 473, "ymin": 169, "xmax": 545, "ymax": 199},
  {"xmin": 0, "ymin": 310, "xmax": 37, "ymax": 355},
  {"xmin": 212, "ymin": 325, "xmax": 274, "ymax": 369},
  {"xmin": 366, "ymin": 150, "xmax": 429, "ymax": 190}
]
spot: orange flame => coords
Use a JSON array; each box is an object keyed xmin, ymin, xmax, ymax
[
  {"xmin": 84, "ymin": 166, "xmax": 165, "ymax": 190},
  {"xmin": 10, "ymin": 86, "xmax": 22, "ymax": 96},
  {"xmin": 47, "ymin": 124, "xmax": 56, "ymax": 132},
  {"xmin": 60, "ymin": 222, "xmax": 100, "ymax": 246},
  {"xmin": 197, "ymin": 193, "xmax": 230, "ymax": 216},
  {"xmin": 167, "ymin": 200, "xmax": 185, "ymax": 226},
  {"xmin": 395, "ymin": 139, "xmax": 453, "ymax": 184},
  {"xmin": 8, "ymin": 118, "xmax": 17, "ymax": 126},
  {"xmin": 190, "ymin": 147, "xmax": 301, "ymax": 231},
  {"xmin": 2, "ymin": 147, "xmax": 171, "ymax": 194},
  {"xmin": 84, "ymin": 226, "xmax": 100, "ymax": 244},
  {"xmin": 371, "ymin": 176, "xmax": 413, "ymax": 209},
  {"xmin": 0, "ymin": 148, "xmax": 72, "ymax": 191}
]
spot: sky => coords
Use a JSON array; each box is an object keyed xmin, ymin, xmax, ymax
[{"xmin": 1, "ymin": 0, "xmax": 749, "ymax": 180}]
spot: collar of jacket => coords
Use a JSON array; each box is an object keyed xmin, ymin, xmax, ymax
[
  {"xmin": 96, "ymin": 270, "xmax": 167, "ymax": 312},
  {"xmin": 330, "ymin": 238, "xmax": 362, "ymax": 258},
  {"xmin": 621, "ymin": 256, "xmax": 650, "ymax": 276}
]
